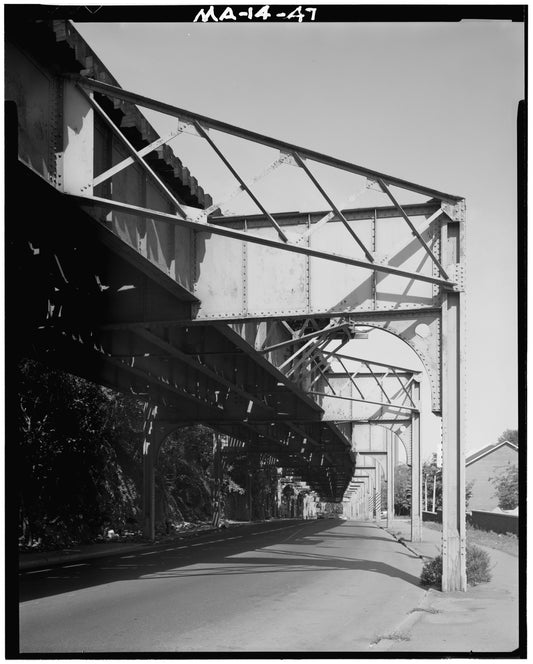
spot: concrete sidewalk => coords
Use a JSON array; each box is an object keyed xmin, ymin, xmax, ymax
[{"xmin": 372, "ymin": 520, "xmax": 520, "ymax": 654}]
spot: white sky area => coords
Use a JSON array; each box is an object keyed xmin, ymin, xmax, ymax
[{"xmin": 73, "ymin": 19, "xmax": 523, "ymax": 460}]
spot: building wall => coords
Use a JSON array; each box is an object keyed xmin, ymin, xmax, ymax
[{"xmin": 466, "ymin": 444, "xmax": 517, "ymax": 511}]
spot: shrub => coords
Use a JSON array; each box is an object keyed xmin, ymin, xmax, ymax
[
  {"xmin": 420, "ymin": 544, "xmax": 492, "ymax": 587},
  {"xmin": 420, "ymin": 554, "xmax": 442, "ymax": 587},
  {"xmin": 466, "ymin": 544, "xmax": 492, "ymax": 585}
]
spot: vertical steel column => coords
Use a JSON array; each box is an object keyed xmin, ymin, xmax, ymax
[
  {"xmin": 442, "ymin": 292, "xmax": 467, "ymax": 591},
  {"xmin": 368, "ymin": 476, "xmax": 374, "ymax": 521},
  {"xmin": 212, "ymin": 434, "xmax": 222, "ymax": 527},
  {"xmin": 247, "ymin": 470, "xmax": 253, "ymax": 521},
  {"xmin": 386, "ymin": 430, "xmax": 395, "ymax": 528},
  {"xmin": 142, "ymin": 451, "xmax": 155, "ymax": 540},
  {"xmin": 441, "ymin": 208, "xmax": 467, "ymax": 592},
  {"xmin": 375, "ymin": 465, "xmax": 382, "ymax": 526},
  {"xmin": 142, "ymin": 409, "xmax": 173, "ymax": 541},
  {"xmin": 411, "ymin": 379, "xmax": 422, "ymax": 542},
  {"xmin": 142, "ymin": 403, "xmax": 158, "ymax": 541}
]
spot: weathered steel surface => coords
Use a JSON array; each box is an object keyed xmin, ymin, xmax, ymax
[
  {"xmin": 192, "ymin": 210, "xmax": 442, "ymax": 320},
  {"xmin": 441, "ymin": 219, "xmax": 467, "ymax": 591},
  {"xmin": 5, "ymin": 41, "xmax": 58, "ymax": 182}
]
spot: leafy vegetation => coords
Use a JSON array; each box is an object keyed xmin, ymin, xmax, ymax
[
  {"xmin": 394, "ymin": 463, "xmax": 412, "ymax": 515},
  {"xmin": 420, "ymin": 544, "xmax": 492, "ymax": 587},
  {"xmin": 497, "ymin": 429, "xmax": 518, "ymax": 446},
  {"xmin": 422, "ymin": 456, "xmax": 442, "ymax": 512},
  {"xmin": 17, "ymin": 360, "xmax": 280, "ymax": 550},
  {"xmin": 490, "ymin": 463, "xmax": 518, "ymax": 510},
  {"xmin": 466, "ymin": 544, "xmax": 492, "ymax": 585},
  {"xmin": 18, "ymin": 359, "xmax": 145, "ymax": 549}
]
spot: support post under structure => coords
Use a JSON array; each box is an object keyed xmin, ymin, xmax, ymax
[
  {"xmin": 411, "ymin": 378, "xmax": 422, "ymax": 542},
  {"xmin": 386, "ymin": 430, "xmax": 395, "ymax": 528},
  {"xmin": 441, "ymin": 291, "xmax": 467, "ymax": 591},
  {"xmin": 357, "ymin": 487, "xmax": 364, "ymax": 519},
  {"xmin": 142, "ymin": 407, "xmax": 173, "ymax": 540},
  {"xmin": 247, "ymin": 469, "xmax": 253, "ymax": 521},
  {"xmin": 367, "ymin": 477, "xmax": 374, "ymax": 521},
  {"xmin": 142, "ymin": 403, "xmax": 159, "ymax": 541},
  {"xmin": 374, "ymin": 465, "xmax": 382, "ymax": 526},
  {"xmin": 441, "ymin": 206, "xmax": 467, "ymax": 592},
  {"xmin": 212, "ymin": 434, "xmax": 223, "ymax": 528}
]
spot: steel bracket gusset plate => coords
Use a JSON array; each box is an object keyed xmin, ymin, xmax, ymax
[
  {"xmin": 445, "ymin": 264, "xmax": 465, "ymax": 292},
  {"xmin": 441, "ymin": 200, "xmax": 466, "ymax": 222}
]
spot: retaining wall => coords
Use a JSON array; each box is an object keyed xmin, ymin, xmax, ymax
[
  {"xmin": 468, "ymin": 510, "xmax": 518, "ymax": 535},
  {"xmin": 422, "ymin": 510, "xmax": 442, "ymax": 523}
]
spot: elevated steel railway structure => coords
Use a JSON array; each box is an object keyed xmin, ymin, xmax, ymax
[{"xmin": 7, "ymin": 16, "xmax": 467, "ymax": 590}]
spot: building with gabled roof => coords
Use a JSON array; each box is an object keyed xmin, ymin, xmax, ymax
[{"xmin": 465, "ymin": 440, "xmax": 518, "ymax": 511}]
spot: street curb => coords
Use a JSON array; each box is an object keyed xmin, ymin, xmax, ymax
[
  {"xmin": 19, "ymin": 525, "xmax": 223, "ymax": 571},
  {"xmin": 19, "ymin": 519, "xmax": 303, "ymax": 571},
  {"xmin": 19, "ymin": 542, "xmax": 151, "ymax": 570},
  {"xmin": 369, "ymin": 525, "xmax": 441, "ymax": 649},
  {"xmin": 369, "ymin": 589, "xmax": 433, "ymax": 650},
  {"xmin": 380, "ymin": 526, "xmax": 434, "ymax": 560}
]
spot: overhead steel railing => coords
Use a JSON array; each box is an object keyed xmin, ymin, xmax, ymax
[{"xmin": 67, "ymin": 74, "xmax": 463, "ymax": 203}]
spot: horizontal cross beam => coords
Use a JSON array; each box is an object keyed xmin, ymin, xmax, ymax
[
  {"xmin": 322, "ymin": 351, "xmax": 419, "ymax": 374},
  {"xmin": 307, "ymin": 391, "xmax": 418, "ymax": 412},
  {"xmin": 68, "ymin": 194, "xmax": 456, "ymax": 289}
]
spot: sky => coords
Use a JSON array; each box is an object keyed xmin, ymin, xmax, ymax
[{"xmin": 73, "ymin": 16, "xmax": 524, "ymax": 458}]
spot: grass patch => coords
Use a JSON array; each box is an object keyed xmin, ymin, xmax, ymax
[
  {"xmin": 423, "ymin": 521, "xmax": 518, "ymax": 557},
  {"xmin": 372, "ymin": 630, "xmax": 411, "ymax": 644},
  {"xmin": 409, "ymin": 607, "xmax": 440, "ymax": 614}
]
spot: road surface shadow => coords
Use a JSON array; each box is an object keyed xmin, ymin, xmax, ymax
[
  {"xmin": 18, "ymin": 520, "xmax": 421, "ymax": 602},
  {"xmin": 140, "ymin": 553, "xmax": 422, "ymax": 588}
]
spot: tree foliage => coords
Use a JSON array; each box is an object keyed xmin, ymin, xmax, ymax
[
  {"xmin": 18, "ymin": 359, "xmax": 283, "ymax": 547},
  {"xmin": 156, "ymin": 426, "xmax": 216, "ymax": 526},
  {"xmin": 490, "ymin": 463, "xmax": 518, "ymax": 510},
  {"xmin": 394, "ymin": 463, "xmax": 411, "ymax": 515},
  {"xmin": 465, "ymin": 479, "xmax": 475, "ymax": 509},
  {"xmin": 422, "ymin": 457, "xmax": 442, "ymax": 512},
  {"xmin": 18, "ymin": 359, "xmax": 144, "ymax": 548},
  {"xmin": 497, "ymin": 429, "xmax": 518, "ymax": 446}
]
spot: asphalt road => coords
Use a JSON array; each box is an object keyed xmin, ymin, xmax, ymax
[{"xmin": 19, "ymin": 519, "xmax": 428, "ymax": 653}]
